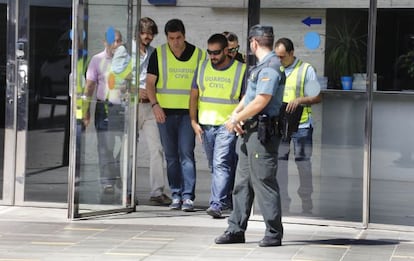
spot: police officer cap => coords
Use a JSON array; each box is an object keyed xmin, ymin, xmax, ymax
[{"xmin": 248, "ymin": 24, "xmax": 274, "ymax": 39}]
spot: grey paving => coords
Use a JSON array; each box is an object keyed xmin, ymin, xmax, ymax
[
  {"xmin": 0, "ymin": 206, "xmax": 414, "ymax": 260},
  {"xmin": 2, "ymin": 119, "xmax": 414, "ymax": 260}
]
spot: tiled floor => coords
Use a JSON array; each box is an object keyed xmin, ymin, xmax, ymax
[{"xmin": 1, "ymin": 206, "xmax": 414, "ymax": 260}]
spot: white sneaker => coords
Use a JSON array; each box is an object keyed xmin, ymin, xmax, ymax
[
  {"xmin": 181, "ymin": 199, "xmax": 195, "ymax": 212},
  {"xmin": 169, "ymin": 198, "xmax": 181, "ymax": 210}
]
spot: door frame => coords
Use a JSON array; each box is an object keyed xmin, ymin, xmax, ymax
[
  {"xmin": 2, "ymin": 0, "xmax": 30, "ymax": 206},
  {"xmin": 67, "ymin": 0, "xmax": 140, "ymax": 219}
]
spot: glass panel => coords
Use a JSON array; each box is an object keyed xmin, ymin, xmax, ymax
[
  {"xmin": 0, "ymin": 3, "xmax": 6, "ymax": 200},
  {"xmin": 371, "ymin": 8, "xmax": 414, "ymax": 226},
  {"xmin": 73, "ymin": 0, "xmax": 136, "ymax": 215},
  {"xmin": 250, "ymin": 7, "xmax": 368, "ymax": 222},
  {"xmin": 24, "ymin": 4, "xmax": 72, "ymax": 202},
  {"xmin": 318, "ymin": 8, "xmax": 368, "ymax": 222}
]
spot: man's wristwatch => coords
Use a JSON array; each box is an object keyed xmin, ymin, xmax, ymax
[{"xmin": 151, "ymin": 102, "xmax": 159, "ymax": 108}]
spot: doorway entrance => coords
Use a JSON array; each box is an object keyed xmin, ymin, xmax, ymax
[
  {"xmin": 1, "ymin": 0, "xmax": 137, "ymax": 219},
  {"xmin": 1, "ymin": 0, "xmax": 72, "ymax": 206}
]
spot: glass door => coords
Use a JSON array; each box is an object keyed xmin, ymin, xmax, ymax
[
  {"xmin": 2, "ymin": 0, "xmax": 73, "ymax": 206},
  {"xmin": 68, "ymin": 0, "xmax": 138, "ymax": 219},
  {"xmin": 0, "ymin": 1, "xmax": 7, "ymax": 203},
  {"xmin": 2, "ymin": 0, "xmax": 30, "ymax": 205}
]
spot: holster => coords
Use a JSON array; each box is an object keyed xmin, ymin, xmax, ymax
[{"xmin": 257, "ymin": 114, "xmax": 279, "ymax": 145}]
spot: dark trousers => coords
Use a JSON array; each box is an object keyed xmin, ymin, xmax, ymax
[
  {"xmin": 94, "ymin": 102, "xmax": 124, "ymax": 186},
  {"xmin": 277, "ymin": 127, "xmax": 313, "ymax": 212},
  {"xmin": 227, "ymin": 129, "xmax": 283, "ymax": 239}
]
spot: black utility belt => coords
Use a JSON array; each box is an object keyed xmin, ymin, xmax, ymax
[
  {"xmin": 243, "ymin": 115, "xmax": 278, "ymax": 131},
  {"xmin": 243, "ymin": 114, "xmax": 279, "ymax": 144}
]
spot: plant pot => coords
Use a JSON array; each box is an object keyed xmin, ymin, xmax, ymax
[
  {"xmin": 341, "ymin": 76, "xmax": 353, "ymax": 90},
  {"xmin": 353, "ymin": 73, "xmax": 377, "ymax": 91}
]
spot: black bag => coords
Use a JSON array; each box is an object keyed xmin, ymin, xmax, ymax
[{"xmin": 278, "ymin": 102, "xmax": 303, "ymax": 141}]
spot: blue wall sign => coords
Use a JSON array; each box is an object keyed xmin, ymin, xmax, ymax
[
  {"xmin": 148, "ymin": 0, "xmax": 177, "ymax": 6},
  {"xmin": 302, "ymin": 16, "xmax": 322, "ymax": 27},
  {"xmin": 304, "ymin": 32, "xmax": 321, "ymax": 50}
]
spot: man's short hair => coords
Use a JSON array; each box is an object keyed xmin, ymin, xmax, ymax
[
  {"xmin": 208, "ymin": 33, "xmax": 228, "ymax": 49},
  {"xmin": 164, "ymin": 18, "xmax": 185, "ymax": 35},
  {"xmin": 248, "ymin": 24, "xmax": 274, "ymax": 39},
  {"xmin": 249, "ymin": 24, "xmax": 274, "ymax": 49},
  {"xmin": 275, "ymin": 37, "xmax": 295, "ymax": 53},
  {"xmin": 222, "ymin": 31, "xmax": 239, "ymax": 42}
]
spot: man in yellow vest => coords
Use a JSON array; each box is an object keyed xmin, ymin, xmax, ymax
[
  {"xmin": 190, "ymin": 33, "xmax": 246, "ymax": 218},
  {"xmin": 274, "ymin": 37, "xmax": 322, "ymax": 214},
  {"xmin": 146, "ymin": 19, "xmax": 206, "ymax": 212},
  {"xmin": 222, "ymin": 31, "xmax": 245, "ymax": 63}
]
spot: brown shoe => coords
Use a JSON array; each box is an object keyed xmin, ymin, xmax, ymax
[{"xmin": 149, "ymin": 194, "xmax": 172, "ymax": 206}]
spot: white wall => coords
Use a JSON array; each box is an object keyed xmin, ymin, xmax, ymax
[{"xmin": 141, "ymin": 6, "xmax": 326, "ymax": 75}]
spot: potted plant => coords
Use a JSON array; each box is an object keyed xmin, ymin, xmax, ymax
[
  {"xmin": 393, "ymin": 49, "xmax": 414, "ymax": 90},
  {"xmin": 396, "ymin": 50, "xmax": 414, "ymax": 78},
  {"xmin": 327, "ymin": 19, "xmax": 366, "ymax": 90}
]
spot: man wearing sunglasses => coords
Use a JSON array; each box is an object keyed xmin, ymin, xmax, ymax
[
  {"xmin": 190, "ymin": 34, "xmax": 246, "ymax": 218},
  {"xmin": 223, "ymin": 31, "xmax": 245, "ymax": 63}
]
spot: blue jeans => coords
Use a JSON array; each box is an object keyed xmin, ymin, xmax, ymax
[
  {"xmin": 277, "ymin": 127, "xmax": 313, "ymax": 212},
  {"xmin": 158, "ymin": 114, "xmax": 196, "ymax": 201},
  {"xmin": 95, "ymin": 102, "xmax": 123, "ymax": 186},
  {"xmin": 201, "ymin": 125, "xmax": 237, "ymax": 210}
]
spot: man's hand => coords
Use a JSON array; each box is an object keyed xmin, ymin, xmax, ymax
[
  {"xmin": 139, "ymin": 88, "xmax": 148, "ymax": 99},
  {"xmin": 152, "ymin": 103, "xmax": 166, "ymax": 123},
  {"xmin": 286, "ymin": 97, "xmax": 302, "ymax": 113},
  {"xmin": 225, "ymin": 120, "xmax": 244, "ymax": 135},
  {"xmin": 191, "ymin": 121, "xmax": 203, "ymax": 143},
  {"xmin": 83, "ymin": 111, "xmax": 91, "ymax": 127},
  {"xmin": 225, "ymin": 115, "xmax": 244, "ymax": 135}
]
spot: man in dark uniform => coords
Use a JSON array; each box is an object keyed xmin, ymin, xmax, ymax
[{"xmin": 215, "ymin": 25, "xmax": 285, "ymax": 247}]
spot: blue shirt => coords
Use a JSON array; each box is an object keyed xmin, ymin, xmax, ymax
[{"xmin": 244, "ymin": 51, "xmax": 285, "ymax": 117}]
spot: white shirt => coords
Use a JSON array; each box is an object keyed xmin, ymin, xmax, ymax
[{"xmin": 131, "ymin": 40, "xmax": 155, "ymax": 89}]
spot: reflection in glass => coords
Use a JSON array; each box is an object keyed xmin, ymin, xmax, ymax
[
  {"xmin": 72, "ymin": 2, "xmax": 136, "ymax": 216},
  {"xmin": 24, "ymin": 6, "xmax": 71, "ymax": 202},
  {"xmin": 0, "ymin": 4, "xmax": 6, "ymax": 200}
]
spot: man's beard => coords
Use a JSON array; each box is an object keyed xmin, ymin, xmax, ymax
[
  {"xmin": 212, "ymin": 57, "xmax": 225, "ymax": 66},
  {"xmin": 142, "ymin": 38, "xmax": 151, "ymax": 47}
]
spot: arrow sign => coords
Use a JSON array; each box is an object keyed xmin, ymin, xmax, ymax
[{"xmin": 302, "ymin": 16, "xmax": 322, "ymax": 27}]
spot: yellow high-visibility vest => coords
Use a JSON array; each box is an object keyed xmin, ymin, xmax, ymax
[
  {"xmin": 156, "ymin": 44, "xmax": 205, "ymax": 109},
  {"xmin": 76, "ymin": 58, "xmax": 86, "ymax": 119},
  {"xmin": 197, "ymin": 59, "xmax": 245, "ymax": 125},
  {"xmin": 283, "ymin": 60, "xmax": 312, "ymax": 124}
]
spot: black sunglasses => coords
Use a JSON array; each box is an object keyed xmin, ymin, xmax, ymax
[
  {"xmin": 207, "ymin": 49, "xmax": 223, "ymax": 55},
  {"xmin": 228, "ymin": 46, "xmax": 239, "ymax": 53}
]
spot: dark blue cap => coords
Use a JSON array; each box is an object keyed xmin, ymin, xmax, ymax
[{"xmin": 248, "ymin": 24, "xmax": 274, "ymax": 39}]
